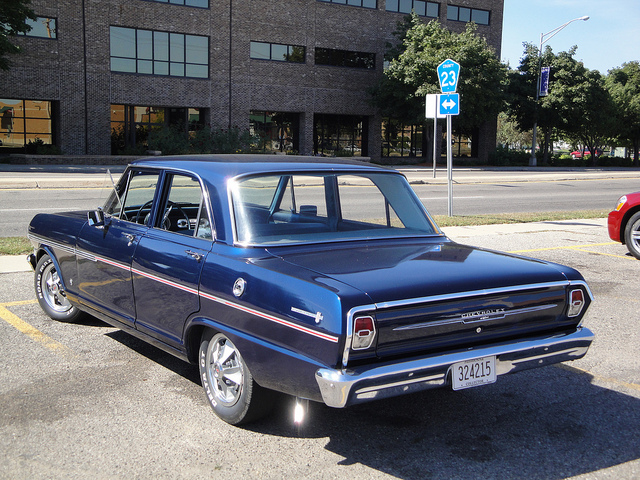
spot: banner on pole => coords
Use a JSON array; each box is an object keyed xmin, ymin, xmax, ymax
[{"xmin": 539, "ymin": 66, "xmax": 550, "ymax": 97}]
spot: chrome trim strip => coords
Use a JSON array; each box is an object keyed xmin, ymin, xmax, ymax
[
  {"xmin": 393, "ymin": 304, "xmax": 558, "ymax": 331},
  {"xmin": 375, "ymin": 281, "xmax": 570, "ymax": 311}
]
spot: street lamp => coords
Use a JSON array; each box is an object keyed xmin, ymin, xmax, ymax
[{"xmin": 530, "ymin": 15, "xmax": 589, "ymax": 166}]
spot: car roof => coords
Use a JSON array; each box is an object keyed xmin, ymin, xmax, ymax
[{"xmin": 131, "ymin": 154, "xmax": 396, "ymax": 180}]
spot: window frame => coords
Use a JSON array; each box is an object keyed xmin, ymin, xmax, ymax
[
  {"xmin": 316, "ymin": 0, "xmax": 377, "ymax": 10},
  {"xmin": 385, "ymin": 0, "xmax": 439, "ymax": 18},
  {"xmin": 315, "ymin": 47, "xmax": 375, "ymax": 70},
  {"xmin": 17, "ymin": 17, "xmax": 57, "ymax": 39},
  {"xmin": 250, "ymin": 41, "xmax": 306, "ymax": 63},
  {"xmin": 447, "ymin": 5, "xmax": 490, "ymax": 25}
]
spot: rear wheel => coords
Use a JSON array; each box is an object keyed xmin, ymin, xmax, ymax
[
  {"xmin": 199, "ymin": 330, "xmax": 276, "ymax": 425},
  {"xmin": 34, "ymin": 254, "xmax": 83, "ymax": 322},
  {"xmin": 624, "ymin": 211, "xmax": 640, "ymax": 260}
]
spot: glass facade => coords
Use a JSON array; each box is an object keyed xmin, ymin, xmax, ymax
[
  {"xmin": 250, "ymin": 111, "xmax": 300, "ymax": 153},
  {"xmin": 18, "ymin": 17, "xmax": 57, "ymax": 38},
  {"xmin": 381, "ymin": 119, "xmax": 425, "ymax": 158},
  {"xmin": 250, "ymin": 42, "xmax": 306, "ymax": 63},
  {"xmin": 315, "ymin": 48, "xmax": 375, "ymax": 69},
  {"xmin": 110, "ymin": 26, "xmax": 209, "ymax": 78},
  {"xmin": 110, "ymin": 104, "xmax": 205, "ymax": 153},
  {"xmin": 385, "ymin": 0, "xmax": 438, "ymax": 17},
  {"xmin": 317, "ymin": 0, "xmax": 377, "ymax": 9},
  {"xmin": 447, "ymin": 5, "xmax": 490, "ymax": 25},
  {"xmin": 0, "ymin": 99, "xmax": 54, "ymax": 149},
  {"xmin": 314, "ymin": 114, "xmax": 367, "ymax": 156}
]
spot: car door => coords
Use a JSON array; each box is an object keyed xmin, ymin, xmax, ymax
[
  {"xmin": 75, "ymin": 168, "xmax": 161, "ymax": 327},
  {"xmin": 132, "ymin": 172, "xmax": 213, "ymax": 349}
]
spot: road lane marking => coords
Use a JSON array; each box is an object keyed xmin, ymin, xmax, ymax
[{"xmin": 0, "ymin": 300, "xmax": 75, "ymax": 357}]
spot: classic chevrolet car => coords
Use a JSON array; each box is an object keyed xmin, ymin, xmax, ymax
[{"xmin": 28, "ymin": 155, "xmax": 594, "ymax": 425}]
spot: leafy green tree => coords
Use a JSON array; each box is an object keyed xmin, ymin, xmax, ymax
[
  {"xmin": 508, "ymin": 44, "xmax": 616, "ymax": 165},
  {"xmin": 0, "ymin": 0, "xmax": 37, "ymax": 70},
  {"xmin": 370, "ymin": 14, "xmax": 507, "ymax": 132},
  {"xmin": 606, "ymin": 61, "xmax": 640, "ymax": 166}
]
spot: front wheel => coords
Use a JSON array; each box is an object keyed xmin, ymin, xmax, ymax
[
  {"xmin": 624, "ymin": 211, "xmax": 640, "ymax": 260},
  {"xmin": 34, "ymin": 254, "xmax": 83, "ymax": 322},
  {"xmin": 199, "ymin": 330, "xmax": 276, "ymax": 425}
]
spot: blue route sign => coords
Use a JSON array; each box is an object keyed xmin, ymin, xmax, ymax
[
  {"xmin": 437, "ymin": 59, "xmax": 461, "ymax": 93},
  {"xmin": 439, "ymin": 93, "xmax": 459, "ymax": 116}
]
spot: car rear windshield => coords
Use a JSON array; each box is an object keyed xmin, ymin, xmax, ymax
[{"xmin": 230, "ymin": 172, "xmax": 439, "ymax": 245}]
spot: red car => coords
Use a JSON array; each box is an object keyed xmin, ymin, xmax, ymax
[
  {"xmin": 571, "ymin": 149, "xmax": 602, "ymax": 159},
  {"xmin": 608, "ymin": 191, "xmax": 640, "ymax": 259}
]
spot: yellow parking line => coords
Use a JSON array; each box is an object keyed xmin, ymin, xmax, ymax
[
  {"xmin": 558, "ymin": 364, "xmax": 640, "ymax": 392},
  {"xmin": 0, "ymin": 300, "xmax": 75, "ymax": 357},
  {"xmin": 509, "ymin": 242, "xmax": 623, "ymax": 255}
]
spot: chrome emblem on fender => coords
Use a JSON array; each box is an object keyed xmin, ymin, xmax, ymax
[{"xmin": 233, "ymin": 278, "xmax": 246, "ymax": 298}]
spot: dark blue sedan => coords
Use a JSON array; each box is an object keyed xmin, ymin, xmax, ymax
[{"xmin": 28, "ymin": 155, "xmax": 594, "ymax": 425}]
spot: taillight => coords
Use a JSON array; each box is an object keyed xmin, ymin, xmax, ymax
[
  {"xmin": 352, "ymin": 315, "xmax": 376, "ymax": 350},
  {"xmin": 568, "ymin": 289, "xmax": 585, "ymax": 317}
]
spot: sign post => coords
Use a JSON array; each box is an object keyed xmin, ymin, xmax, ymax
[{"xmin": 436, "ymin": 59, "xmax": 460, "ymax": 216}]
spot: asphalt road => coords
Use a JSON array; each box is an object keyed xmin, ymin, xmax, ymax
[
  {"xmin": 1, "ymin": 166, "xmax": 640, "ymax": 237},
  {"xmin": 1, "ymin": 218, "xmax": 639, "ymax": 479}
]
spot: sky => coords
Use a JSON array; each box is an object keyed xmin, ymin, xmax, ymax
[{"xmin": 501, "ymin": 0, "xmax": 640, "ymax": 74}]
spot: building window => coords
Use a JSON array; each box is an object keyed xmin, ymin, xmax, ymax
[
  {"xmin": 381, "ymin": 119, "xmax": 426, "ymax": 158},
  {"xmin": 0, "ymin": 99, "xmax": 54, "ymax": 149},
  {"xmin": 447, "ymin": 5, "xmax": 490, "ymax": 25},
  {"xmin": 110, "ymin": 26, "xmax": 209, "ymax": 78},
  {"xmin": 386, "ymin": 0, "xmax": 438, "ymax": 17},
  {"xmin": 110, "ymin": 104, "xmax": 206, "ymax": 154},
  {"xmin": 140, "ymin": 0, "xmax": 208, "ymax": 7},
  {"xmin": 315, "ymin": 48, "xmax": 375, "ymax": 69},
  {"xmin": 250, "ymin": 42, "xmax": 306, "ymax": 63},
  {"xmin": 314, "ymin": 114, "xmax": 367, "ymax": 157},
  {"xmin": 446, "ymin": 129, "xmax": 478, "ymax": 157},
  {"xmin": 317, "ymin": 0, "xmax": 377, "ymax": 10},
  {"xmin": 250, "ymin": 111, "xmax": 300, "ymax": 153},
  {"xmin": 17, "ymin": 17, "xmax": 57, "ymax": 39}
]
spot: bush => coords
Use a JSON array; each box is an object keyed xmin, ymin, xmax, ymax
[
  {"xmin": 24, "ymin": 138, "xmax": 62, "ymax": 155},
  {"xmin": 147, "ymin": 125, "xmax": 190, "ymax": 155},
  {"xmin": 488, "ymin": 146, "xmax": 529, "ymax": 166}
]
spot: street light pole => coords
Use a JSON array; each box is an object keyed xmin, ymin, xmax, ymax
[{"xmin": 529, "ymin": 15, "xmax": 589, "ymax": 166}]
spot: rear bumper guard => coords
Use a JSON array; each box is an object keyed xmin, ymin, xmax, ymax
[{"xmin": 315, "ymin": 327, "xmax": 594, "ymax": 408}]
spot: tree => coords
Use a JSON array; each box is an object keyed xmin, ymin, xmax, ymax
[
  {"xmin": 606, "ymin": 61, "xmax": 640, "ymax": 166},
  {"xmin": 508, "ymin": 43, "xmax": 616, "ymax": 165},
  {"xmin": 370, "ymin": 14, "xmax": 507, "ymax": 132},
  {"xmin": 0, "ymin": 0, "xmax": 37, "ymax": 70}
]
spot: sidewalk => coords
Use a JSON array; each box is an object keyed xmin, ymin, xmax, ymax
[{"xmin": 1, "ymin": 163, "xmax": 640, "ymax": 188}]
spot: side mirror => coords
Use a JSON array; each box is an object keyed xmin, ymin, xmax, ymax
[{"xmin": 87, "ymin": 209, "xmax": 106, "ymax": 228}]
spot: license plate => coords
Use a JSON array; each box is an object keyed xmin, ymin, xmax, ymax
[{"xmin": 451, "ymin": 356, "xmax": 496, "ymax": 391}]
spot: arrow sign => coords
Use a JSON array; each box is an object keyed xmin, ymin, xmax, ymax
[
  {"xmin": 437, "ymin": 59, "xmax": 461, "ymax": 93},
  {"xmin": 439, "ymin": 93, "xmax": 459, "ymax": 115}
]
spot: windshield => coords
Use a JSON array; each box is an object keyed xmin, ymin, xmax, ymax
[{"xmin": 230, "ymin": 172, "xmax": 439, "ymax": 245}]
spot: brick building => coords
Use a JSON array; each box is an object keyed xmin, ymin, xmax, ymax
[{"xmin": 0, "ymin": 0, "xmax": 504, "ymax": 162}]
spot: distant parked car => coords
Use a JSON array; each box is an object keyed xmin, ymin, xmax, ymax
[
  {"xmin": 608, "ymin": 191, "xmax": 640, "ymax": 259},
  {"xmin": 571, "ymin": 149, "xmax": 602, "ymax": 159}
]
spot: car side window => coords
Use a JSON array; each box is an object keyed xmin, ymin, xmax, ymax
[
  {"xmin": 104, "ymin": 170, "xmax": 160, "ymax": 224},
  {"xmin": 158, "ymin": 174, "xmax": 212, "ymax": 240}
]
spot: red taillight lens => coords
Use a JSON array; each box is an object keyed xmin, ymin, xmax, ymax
[
  {"xmin": 352, "ymin": 315, "xmax": 376, "ymax": 350},
  {"xmin": 568, "ymin": 289, "xmax": 585, "ymax": 317}
]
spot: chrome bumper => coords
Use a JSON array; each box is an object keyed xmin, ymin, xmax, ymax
[{"xmin": 315, "ymin": 327, "xmax": 594, "ymax": 408}]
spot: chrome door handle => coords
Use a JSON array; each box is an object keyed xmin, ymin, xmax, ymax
[
  {"xmin": 185, "ymin": 250, "xmax": 203, "ymax": 262},
  {"xmin": 123, "ymin": 233, "xmax": 136, "ymax": 246}
]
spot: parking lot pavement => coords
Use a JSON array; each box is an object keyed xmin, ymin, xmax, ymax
[{"xmin": 1, "ymin": 216, "xmax": 639, "ymax": 479}]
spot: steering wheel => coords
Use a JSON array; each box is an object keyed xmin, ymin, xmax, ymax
[
  {"xmin": 161, "ymin": 201, "xmax": 191, "ymax": 230},
  {"xmin": 134, "ymin": 200, "xmax": 190, "ymax": 229}
]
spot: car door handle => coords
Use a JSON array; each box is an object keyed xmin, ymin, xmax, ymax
[
  {"xmin": 123, "ymin": 233, "xmax": 136, "ymax": 246},
  {"xmin": 185, "ymin": 250, "xmax": 203, "ymax": 262}
]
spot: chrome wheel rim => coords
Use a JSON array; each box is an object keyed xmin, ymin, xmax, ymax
[
  {"xmin": 631, "ymin": 224, "xmax": 640, "ymax": 251},
  {"xmin": 205, "ymin": 335, "xmax": 244, "ymax": 407},
  {"xmin": 41, "ymin": 263, "xmax": 72, "ymax": 313}
]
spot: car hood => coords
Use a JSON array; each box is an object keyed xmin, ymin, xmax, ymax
[{"xmin": 266, "ymin": 239, "xmax": 573, "ymax": 304}]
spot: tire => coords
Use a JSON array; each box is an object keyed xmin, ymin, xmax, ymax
[
  {"xmin": 34, "ymin": 254, "xmax": 83, "ymax": 322},
  {"xmin": 624, "ymin": 211, "xmax": 640, "ymax": 260},
  {"xmin": 199, "ymin": 330, "xmax": 276, "ymax": 425}
]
